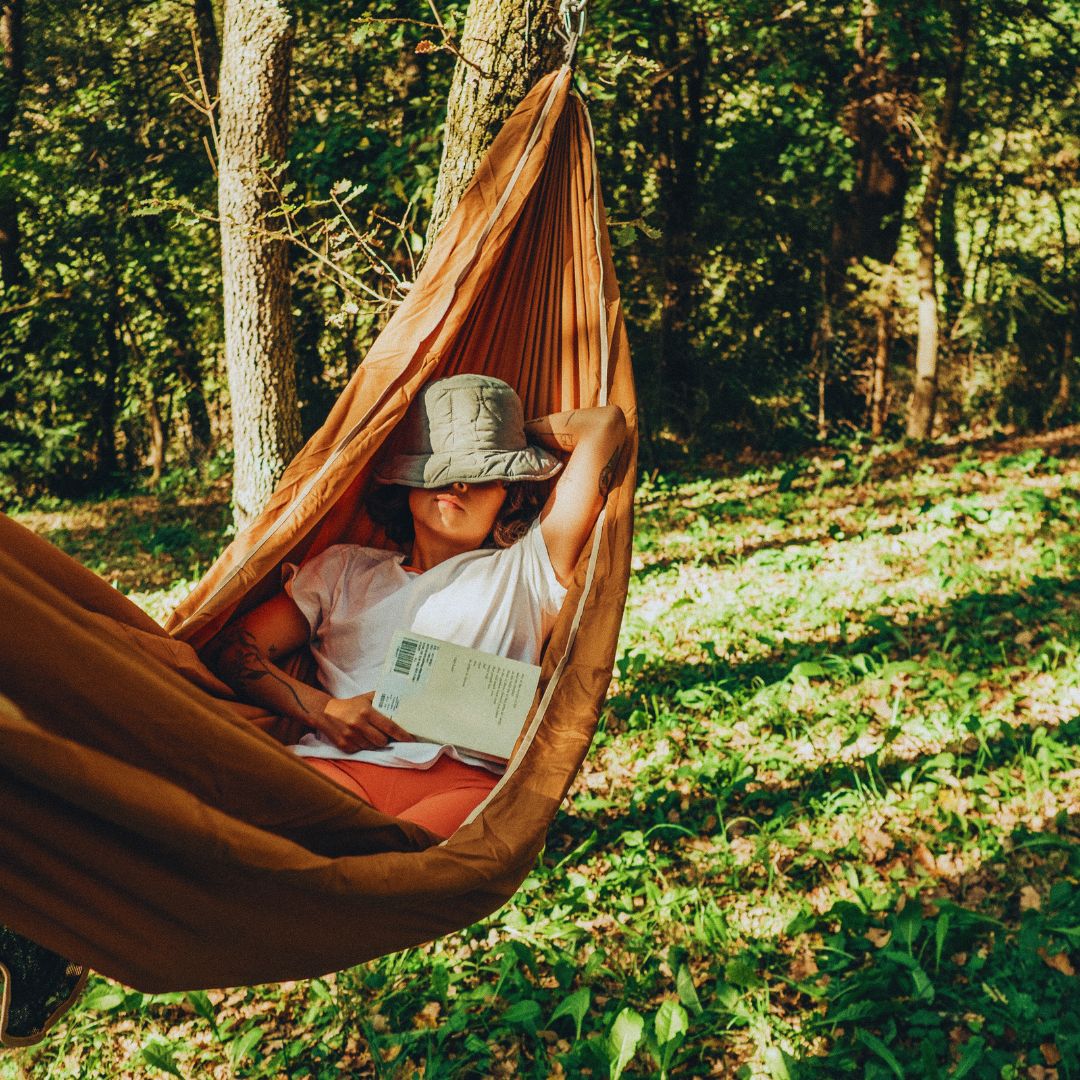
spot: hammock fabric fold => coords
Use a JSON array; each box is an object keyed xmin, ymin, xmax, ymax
[{"xmin": 0, "ymin": 67, "xmax": 636, "ymax": 994}]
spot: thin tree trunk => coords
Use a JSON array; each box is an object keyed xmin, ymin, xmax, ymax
[
  {"xmin": 1048, "ymin": 192, "xmax": 1075, "ymax": 425},
  {"xmin": 147, "ymin": 395, "xmax": 167, "ymax": 486},
  {"xmin": 824, "ymin": 0, "xmax": 914, "ymax": 438},
  {"xmin": 193, "ymin": 0, "xmax": 220, "ymax": 104},
  {"xmin": 423, "ymin": 0, "xmax": 563, "ymax": 254},
  {"xmin": 0, "ymin": 0, "xmax": 25, "ymax": 289},
  {"xmin": 828, "ymin": 0, "xmax": 915, "ymax": 289},
  {"xmin": 870, "ymin": 297, "xmax": 893, "ymax": 438},
  {"xmin": 96, "ymin": 311, "xmax": 123, "ymax": 484},
  {"xmin": 656, "ymin": 6, "xmax": 709, "ymax": 434},
  {"xmin": 218, "ymin": 0, "xmax": 300, "ymax": 527},
  {"xmin": 937, "ymin": 147, "xmax": 966, "ymax": 341},
  {"xmin": 148, "ymin": 260, "xmax": 214, "ymax": 453},
  {"xmin": 907, "ymin": 0, "xmax": 969, "ymax": 441},
  {"xmin": 812, "ymin": 259, "xmax": 832, "ymax": 441}
]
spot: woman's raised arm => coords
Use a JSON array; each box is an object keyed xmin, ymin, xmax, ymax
[{"xmin": 525, "ymin": 404, "xmax": 626, "ymax": 586}]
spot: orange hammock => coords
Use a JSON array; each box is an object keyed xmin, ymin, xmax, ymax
[{"xmin": 0, "ymin": 67, "xmax": 636, "ymax": 1001}]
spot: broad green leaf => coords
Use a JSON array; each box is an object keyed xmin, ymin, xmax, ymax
[
  {"xmin": 228, "ymin": 1026, "xmax": 263, "ymax": 1069},
  {"xmin": 654, "ymin": 998, "xmax": 688, "ymax": 1046},
  {"xmin": 910, "ymin": 965, "xmax": 935, "ymax": 1003},
  {"xmin": 185, "ymin": 989, "xmax": 216, "ymax": 1026},
  {"xmin": 953, "ymin": 1036, "xmax": 986, "ymax": 1079},
  {"xmin": 503, "ymin": 999, "xmax": 542, "ymax": 1029},
  {"xmin": 607, "ymin": 1007, "xmax": 644, "ymax": 1080},
  {"xmin": 80, "ymin": 985, "xmax": 126, "ymax": 1011},
  {"xmin": 934, "ymin": 912, "xmax": 950, "ymax": 969},
  {"xmin": 676, "ymin": 964, "xmax": 703, "ymax": 1015},
  {"xmin": 763, "ymin": 1044, "xmax": 792, "ymax": 1080},
  {"xmin": 789, "ymin": 661, "xmax": 827, "ymax": 679},
  {"xmin": 549, "ymin": 986, "xmax": 591, "ymax": 1040},
  {"xmin": 139, "ymin": 1038, "xmax": 185, "ymax": 1079},
  {"xmin": 653, "ymin": 999, "xmax": 689, "ymax": 1077},
  {"xmin": 854, "ymin": 1029, "xmax": 904, "ymax": 1078}
]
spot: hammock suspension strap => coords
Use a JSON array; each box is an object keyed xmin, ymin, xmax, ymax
[{"xmin": 557, "ymin": 0, "xmax": 587, "ymax": 64}]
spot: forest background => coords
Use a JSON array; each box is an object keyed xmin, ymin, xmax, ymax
[
  {"xmin": 2, "ymin": 0, "xmax": 1080, "ymax": 1077},
  {"xmin": 0, "ymin": 0, "xmax": 1076, "ymax": 504}
]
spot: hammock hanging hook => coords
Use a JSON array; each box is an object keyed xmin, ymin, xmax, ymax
[{"xmin": 556, "ymin": 0, "xmax": 587, "ymax": 65}]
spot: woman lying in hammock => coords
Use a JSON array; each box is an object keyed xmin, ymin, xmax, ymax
[{"xmin": 210, "ymin": 374, "xmax": 625, "ymax": 840}]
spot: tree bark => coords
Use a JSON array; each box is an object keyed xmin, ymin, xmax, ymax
[
  {"xmin": 811, "ymin": 258, "xmax": 833, "ymax": 441},
  {"xmin": 147, "ymin": 394, "xmax": 168, "ymax": 486},
  {"xmin": 1047, "ymin": 192, "xmax": 1076, "ymax": 425},
  {"xmin": 907, "ymin": 0, "xmax": 969, "ymax": 441},
  {"xmin": 0, "ymin": 0, "xmax": 25, "ymax": 290},
  {"xmin": 827, "ymin": 0, "xmax": 916, "ymax": 295},
  {"xmin": 218, "ymin": 0, "xmax": 300, "ymax": 527},
  {"xmin": 423, "ymin": 0, "xmax": 563, "ymax": 254},
  {"xmin": 192, "ymin": 0, "xmax": 221, "ymax": 105},
  {"xmin": 869, "ymin": 294, "xmax": 893, "ymax": 438},
  {"xmin": 823, "ymin": 0, "xmax": 915, "ymax": 438},
  {"xmin": 937, "ymin": 149, "xmax": 966, "ymax": 341},
  {"xmin": 656, "ymin": 6, "xmax": 709, "ymax": 434}
]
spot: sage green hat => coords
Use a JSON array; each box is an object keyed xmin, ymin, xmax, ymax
[{"xmin": 374, "ymin": 374, "xmax": 563, "ymax": 488}]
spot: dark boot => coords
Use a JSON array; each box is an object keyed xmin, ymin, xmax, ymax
[{"xmin": 0, "ymin": 925, "xmax": 88, "ymax": 1048}]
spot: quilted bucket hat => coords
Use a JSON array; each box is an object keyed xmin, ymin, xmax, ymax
[{"xmin": 374, "ymin": 374, "xmax": 563, "ymax": 488}]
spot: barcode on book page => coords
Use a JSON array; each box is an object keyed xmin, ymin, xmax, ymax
[{"xmin": 393, "ymin": 635, "xmax": 419, "ymax": 678}]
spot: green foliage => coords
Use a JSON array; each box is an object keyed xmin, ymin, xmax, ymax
[
  {"xmin": 2, "ymin": 0, "xmax": 1077, "ymax": 498},
  {"xmin": 799, "ymin": 882, "xmax": 1080, "ymax": 1078}
]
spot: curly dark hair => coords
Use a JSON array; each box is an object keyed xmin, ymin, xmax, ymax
[{"xmin": 365, "ymin": 481, "xmax": 548, "ymax": 551}]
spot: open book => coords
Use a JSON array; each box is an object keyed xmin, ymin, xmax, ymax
[{"xmin": 373, "ymin": 631, "xmax": 542, "ymax": 761}]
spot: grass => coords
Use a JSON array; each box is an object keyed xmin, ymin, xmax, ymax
[{"xmin": 3, "ymin": 429, "xmax": 1079, "ymax": 1079}]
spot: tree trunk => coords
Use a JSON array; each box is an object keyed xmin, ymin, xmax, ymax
[
  {"xmin": 1047, "ymin": 192, "xmax": 1076, "ymax": 425},
  {"xmin": 827, "ymin": 0, "xmax": 915, "ymax": 295},
  {"xmin": 906, "ymin": 0, "xmax": 969, "ymax": 441},
  {"xmin": 811, "ymin": 259, "xmax": 833, "ymax": 441},
  {"xmin": 147, "ymin": 257, "xmax": 214, "ymax": 454},
  {"xmin": 192, "ymin": 0, "xmax": 221, "ymax": 104},
  {"xmin": 0, "ymin": 0, "xmax": 25, "ymax": 290},
  {"xmin": 96, "ymin": 309, "xmax": 123, "ymax": 484},
  {"xmin": 937, "ymin": 147, "xmax": 966, "ymax": 342},
  {"xmin": 656, "ymin": 6, "xmax": 709, "ymax": 434},
  {"xmin": 423, "ymin": 0, "xmax": 563, "ymax": 254},
  {"xmin": 218, "ymin": 0, "xmax": 300, "ymax": 527},
  {"xmin": 147, "ymin": 394, "xmax": 168, "ymax": 486},
  {"xmin": 869, "ymin": 297, "xmax": 893, "ymax": 438},
  {"xmin": 823, "ymin": 0, "xmax": 915, "ymax": 438}
]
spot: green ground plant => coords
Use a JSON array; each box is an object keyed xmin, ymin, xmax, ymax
[{"xmin": 4, "ymin": 430, "xmax": 1078, "ymax": 1078}]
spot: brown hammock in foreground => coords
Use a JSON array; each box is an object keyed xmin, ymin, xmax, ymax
[{"xmin": 0, "ymin": 66, "xmax": 636, "ymax": 1021}]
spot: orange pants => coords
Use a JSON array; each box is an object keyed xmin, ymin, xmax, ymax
[{"xmin": 305, "ymin": 756, "xmax": 499, "ymax": 839}]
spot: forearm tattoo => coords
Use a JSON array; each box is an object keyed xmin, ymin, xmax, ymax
[
  {"xmin": 214, "ymin": 626, "xmax": 309, "ymax": 715},
  {"xmin": 598, "ymin": 445, "xmax": 621, "ymax": 498}
]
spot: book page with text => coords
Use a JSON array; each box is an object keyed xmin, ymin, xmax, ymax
[{"xmin": 373, "ymin": 631, "xmax": 541, "ymax": 760}]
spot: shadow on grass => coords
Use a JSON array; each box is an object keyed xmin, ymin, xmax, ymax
[
  {"xmin": 24, "ymin": 495, "xmax": 231, "ymax": 591},
  {"xmin": 609, "ymin": 573, "xmax": 1080, "ymax": 723},
  {"xmin": 551, "ymin": 576, "xmax": 1080, "ymax": 858}
]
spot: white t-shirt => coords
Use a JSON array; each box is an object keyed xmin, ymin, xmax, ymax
[{"xmin": 284, "ymin": 520, "xmax": 567, "ymax": 771}]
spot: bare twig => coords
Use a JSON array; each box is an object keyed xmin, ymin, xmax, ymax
[
  {"xmin": 172, "ymin": 28, "xmax": 220, "ymax": 177},
  {"xmin": 358, "ymin": 1, "xmax": 486, "ymax": 76}
]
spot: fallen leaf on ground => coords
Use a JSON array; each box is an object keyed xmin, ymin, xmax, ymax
[
  {"xmin": 1041, "ymin": 1042, "xmax": 1062, "ymax": 1065},
  {"xmin": 1037, "ymin": 947, "xmax": 1076, "ymax": 977}
]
